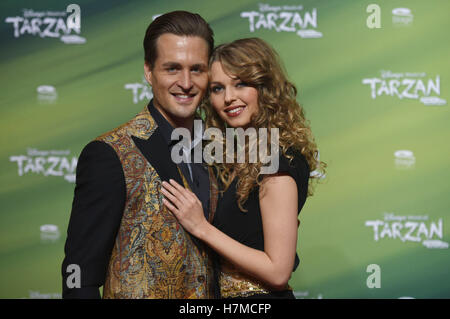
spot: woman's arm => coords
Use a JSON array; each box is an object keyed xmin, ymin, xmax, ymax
[{"xmin": 161, "ymin": 174, "xmax": 299, "ymax": 290}]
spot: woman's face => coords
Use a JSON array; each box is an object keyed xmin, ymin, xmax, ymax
[{"xmin": 209, "ymin": 61, "xmax": 259, "ymax": 128}]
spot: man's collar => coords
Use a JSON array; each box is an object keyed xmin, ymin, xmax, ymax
[
  {"xmin": 147, "ymin": 99, "xmax": 203, "ymax": 149},
  {"xmin": 147, "ymin": 100, "xmax": 175, "ymax": 146}
]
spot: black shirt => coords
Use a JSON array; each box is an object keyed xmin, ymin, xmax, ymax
[
  {"xmin": 147, "ymin": 101, "xmax": 210, "ymax": 219},
  {"xmin": 212, "ymin": 148, "xmax": 310, "ymax": 298}
]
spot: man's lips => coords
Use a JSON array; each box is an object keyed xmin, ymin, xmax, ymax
[{"xmin": 171, "ymin": 92, "xmax": 197, "ymax": 104}]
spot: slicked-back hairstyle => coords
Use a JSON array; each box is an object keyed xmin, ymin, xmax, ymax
[{"xmin": 143, "ymin": 11, "xmax": 214, "ymax": 68}]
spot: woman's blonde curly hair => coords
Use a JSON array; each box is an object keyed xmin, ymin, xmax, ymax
[{"xmin": 199, "ymin": 38, "xmax": 326, "ymax": 211}]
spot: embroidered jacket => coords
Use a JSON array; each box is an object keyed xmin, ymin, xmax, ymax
[{"xmin": 97, "ymin": 106, "xmax": 217, "ymax": 298}]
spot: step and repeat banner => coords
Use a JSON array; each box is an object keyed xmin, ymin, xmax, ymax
[{"xmin": 1, "ymin": 0, "xmax": 449, "ymax": 299}]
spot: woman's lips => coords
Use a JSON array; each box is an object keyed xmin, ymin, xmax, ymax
[{"xmin": 224, "ymin": 105, "xmax": 245, "ymax": 117}]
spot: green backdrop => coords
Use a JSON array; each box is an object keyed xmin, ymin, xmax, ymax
[{"xmin": 1, "ymin": 0, "xmax": 449, "ymax": 299}]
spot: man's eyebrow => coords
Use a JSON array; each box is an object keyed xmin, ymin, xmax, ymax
[
  {"xmin": 160, "ymin": 62, "xmax": 207, "ymax": 69},
  {"xmin": 161, "ymin": 62, "xmax": 181, "ymax": 67},
  {"xmin": 191, "ymin": 63, "xmax": 207, "ymax": 70}
]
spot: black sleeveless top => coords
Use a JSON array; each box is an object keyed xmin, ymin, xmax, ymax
[{"xmin": 212, "ymin": 148, "xmax": 310, "ymax": 298}]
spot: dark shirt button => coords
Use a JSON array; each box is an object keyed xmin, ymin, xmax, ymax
[{"xmin": 197, "ymin": 275, "xmax": 205, "ymax": 283}]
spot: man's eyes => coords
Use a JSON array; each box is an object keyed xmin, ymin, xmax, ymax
[
  {"xmin": 191, "ymin": 66, "xmax": 206, "ymax": 73},
  {"xmin": 165, "ymin": 67, "xmax": 205, "ymax": 73}
]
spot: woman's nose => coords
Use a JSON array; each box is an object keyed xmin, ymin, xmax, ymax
[{"xmin": 224, "ymin": 87, "xmax": 236, "ymax": 104}]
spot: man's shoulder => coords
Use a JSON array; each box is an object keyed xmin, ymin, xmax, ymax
[
  {"xmin": 95, "ymin": 120, "xmax": 133, "ymax": 143},
  {"xmin": 95, "ymin": 105, "xmax": 156, "ymax": 144}
]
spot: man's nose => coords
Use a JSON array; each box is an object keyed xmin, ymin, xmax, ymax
[{"xmin": 178, "ymin": 70, "xmax": 193, "ymax": 91}]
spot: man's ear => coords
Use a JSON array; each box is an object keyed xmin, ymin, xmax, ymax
[{"xmin": 144, "ymin": 62, "xmax": 153, "ymax": 86}]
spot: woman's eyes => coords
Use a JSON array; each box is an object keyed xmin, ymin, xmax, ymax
[
  {"xmin": 210, "ymin": 82, "xmax": 248, "ymax": 93},
  {"xmin": 210, "ymin": 86, "xmax": 223, "ymax": 93}
]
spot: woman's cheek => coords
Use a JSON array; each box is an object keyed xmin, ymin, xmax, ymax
[{"xmin": 210, "ymin": 97, "xmax": 223, "ymax": 114}]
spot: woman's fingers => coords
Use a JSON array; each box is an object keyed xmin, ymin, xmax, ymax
[
  {"xmin": 161, "ymin": 180, "xmax": 198, "ymax": 214},
  {"xmin": 168, "ymin": 179, "xmax": 194, "ymax": 198},
  {"xmin": 162, "ymin": 180, "xmax": 187, "ymax": 202},
  {"xmin": 161, "ymin": 179, "xmax": 207, "ymax": 238},
  {"xmin": 160, "ymin": 187, "xmax": 181, "ymax": 208},
  {"xmin": 166, "ymin": 180, "xmax": 200, "ymax": 207},
  {"xmin": 168, "ymin": 179, "xmax": 200, "ymax": 202},
  {"xmin": 162, "ymin": 179, "xmax": 203, "ymax": 215},
  {"xmin": 162, "ymin": 198, "xmax": 178, "ymax": 214}
]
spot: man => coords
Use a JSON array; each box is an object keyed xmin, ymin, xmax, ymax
[{"xmin": 62, "ymin": 11, "xmax": 217, "ymax": 299}]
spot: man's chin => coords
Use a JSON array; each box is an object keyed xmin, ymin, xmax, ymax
[
  {"xmin": 169, "ymin": 104, "xmax": 199, "ymax": 120},
  {"xmin": 171, "ymin": 98, "xmax": 201, "ymax": 114}
]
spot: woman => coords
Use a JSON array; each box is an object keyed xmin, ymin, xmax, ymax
[{"xmin": 161, "ymin": 38, "xmax": 325, "ymax": 298}]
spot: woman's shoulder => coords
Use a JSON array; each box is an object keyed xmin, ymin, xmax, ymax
[
  {"xmin": 274, "ymin": 148, "xmax": 310, "ymax": 216},
  {"xmin": 278, "ymin": 147, "xmax": 310, "ymax": 177}
]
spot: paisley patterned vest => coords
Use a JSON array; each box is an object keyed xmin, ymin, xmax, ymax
[{"xmin": 97, "ymin": 106, "xmax": 217, "ymax": 298}]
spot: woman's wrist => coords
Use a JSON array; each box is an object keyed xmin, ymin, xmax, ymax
[{"xmin": 195, "ymin": 219, "xmax": 212, "ymax": 241}]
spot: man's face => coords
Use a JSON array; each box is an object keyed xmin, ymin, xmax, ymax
[{"xmin": 144, "ymin": 33, "xmax": 209, "ymax": 128}]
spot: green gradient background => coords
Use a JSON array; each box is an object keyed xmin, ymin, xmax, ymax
[{"xmin": 1, "ymin": 0, "xmax": 449, "ymax": 298}]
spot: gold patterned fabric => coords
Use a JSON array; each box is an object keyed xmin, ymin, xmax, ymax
[
  {"xmin": 97, "ymin": 106, "xmax": 215, "ymax": 298},
  {"xmin": 219, "ymin": 259, "xmax": 272, "ymax": 298}
]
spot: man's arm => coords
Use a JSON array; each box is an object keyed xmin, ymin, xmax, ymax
[{"xmin": 62, "ymin": 141, "xmax": 126, "ymax": 299}]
